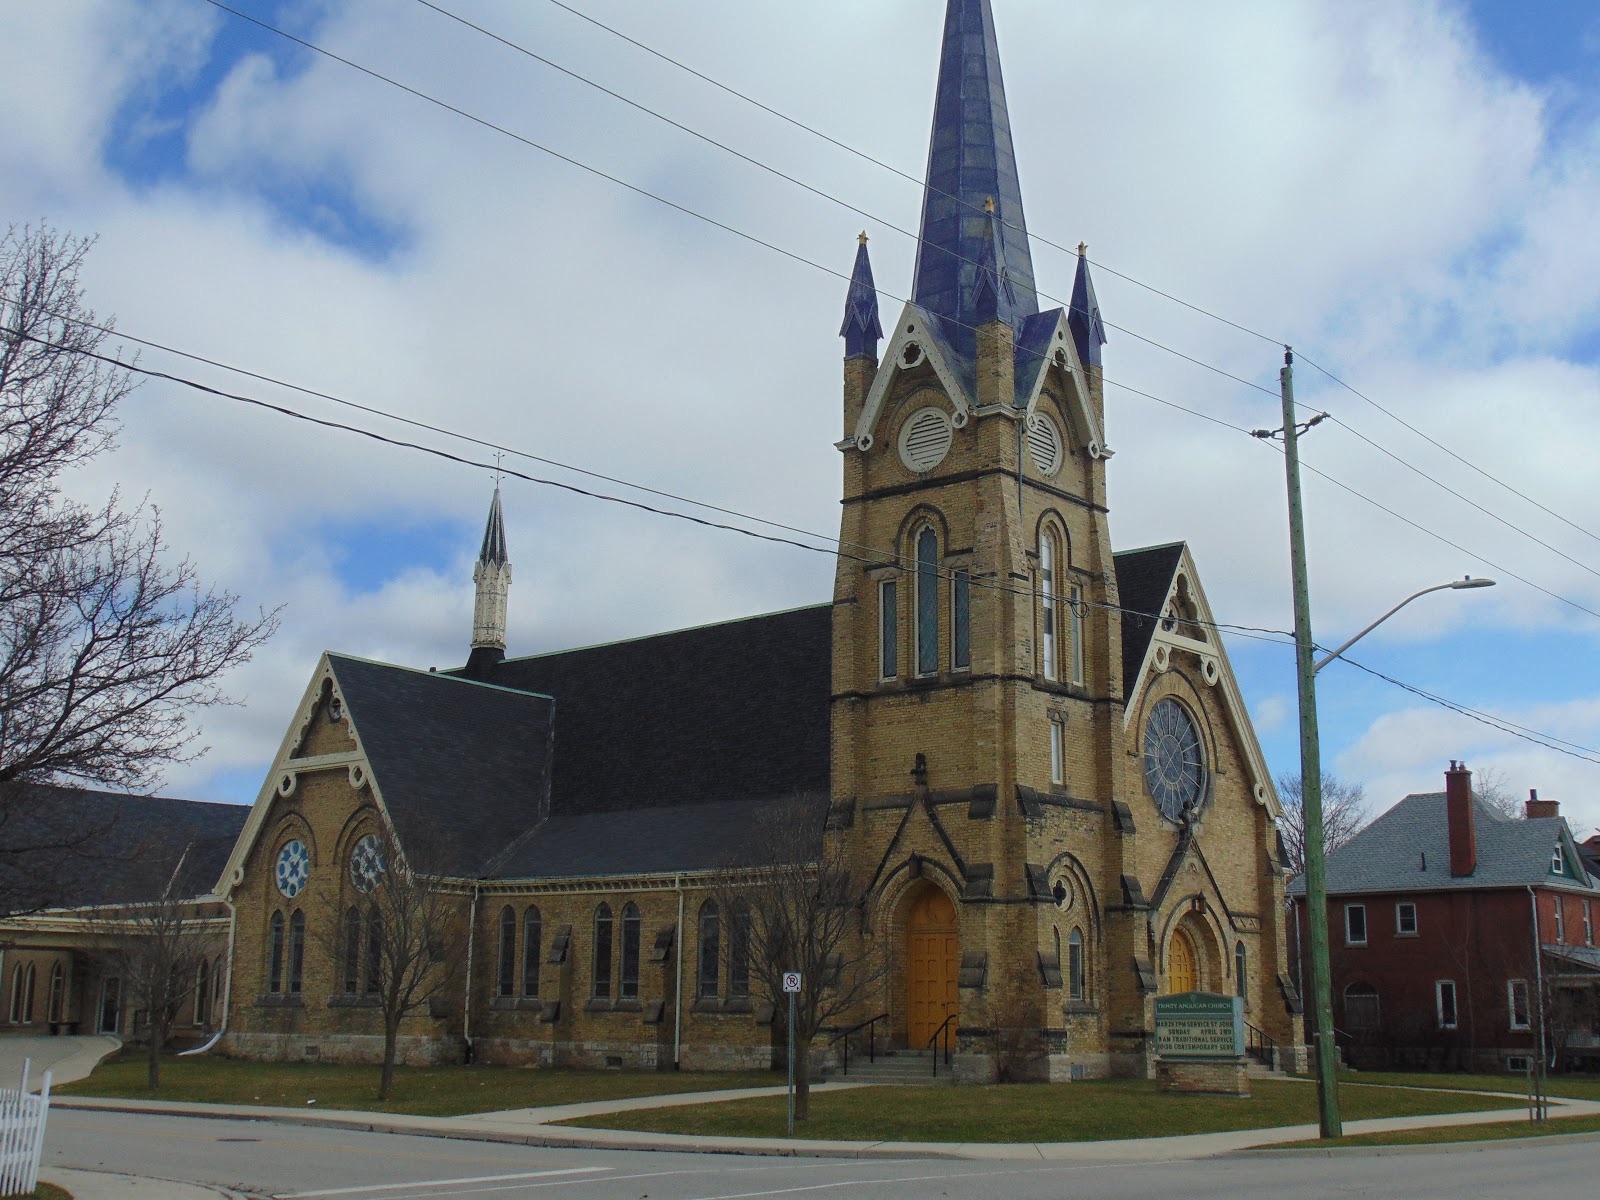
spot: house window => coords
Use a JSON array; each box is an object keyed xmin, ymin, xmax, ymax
[
  {"xmin": 288, "ymin": 911, "xmax": 306, "ymax": 995},
  {"xmin": 1554, "ymin": 897, "xmax": 1565, "ymax": 943},
  {"xmin": 879, "ymin": 580, "xmax": 898, "ymax": 679},
  {"xmin": 915, "ymin": 527, "xmax": 939, "ymax": 676},
  {"xmin": 729, "ymin": 902, "xmax": 750, "ymax": 999},
  {"xmin": 21, "ymin": 965, "xmax": 34, "ymax": 1024},
  {"xmin": 343, "ymin": 907, "xmax": 362, "ymax": 994},
  {"xmin": 1344, "ymin": 903, "xmax": 1367, "ymax": 945},
  {"xmin": 1508, "ymin": 979, "xmax": 1531, "ymax": 1030},
  {"xmin": 1436, "ymin": 980, "xmax": 1458, "ymax": 1029},
  {"xmin": 1068, "ymin": 584, "xmax": 1084, "ymax": 685},
  {"xmin": 1049, "ymin": 718, "xmax": 1065, "ymax": 786},
  {"xmin": 497, "ymin": 906, "xmax": 517, "ymax": 998},
  {"xmin": 1396, "ymin": 902, "xmax": 1418, "ymax": 936},
  {"xmin": 1235, "ymin": 942, "xmax": 1247, "ymax": 1000},
  {"xmin": 8, "ymin": 965, "xmax": 21, "ymax": 1024},
  {"xmin": 364, "ymin": 908, "xmax": 382, "ymax": 995},
  {"xmin": 1068, "ymin": 928, "xmax": 1085, "ymax": 1001},
  {"xmin": 951, "ymin": 568, "xmax": 971, "ymax": 670},
  {"xmin": 268, "ymin": 911, "xmax": 286, "ymax": 994},
  {"xmin": 697, "ymin": 900, "xmax": 720, "ymax": 998},
  {"xmin": 620, "ymin": 903, "xmax": 641, "ymax": 1001},
  {"xmin": 522, "ymin": 906, "xmax": 542, "ymax": 998},
  {"xmin": 593, "ymin": 904, "xmax": 613, "ymax": 999},
  {"xmin": 1040, "ymin": 532, "xmax": 1058, "ymax": 681},
  {"xmin": 47, "ymin": 963, "xmax": 65, "ymax": 1026},
  {"xmin": 1552, "ymin": 845, "xmax": 1565, "ymax": 875},
  {"xmin": 1344, "ymin": 983, "xmax": 1380, "ymax": 1030}
]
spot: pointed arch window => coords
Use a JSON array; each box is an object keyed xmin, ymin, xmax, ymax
[
  {"xmin": 593, "ymin": 904, "xmax": 614, "ymax": 999},
  {"xmin": 1235, "ymin": 941, "xmax": 1247, "ymax": 1000},
  {"xmin": 951, "ymin": 567, "xmax": 970, "ymax": 670},
  {"xmin": 879, "ymin": 579, "xmax": 898, "ymax": 680},
  {"xmin": 365, "ymin": 908, "xmax": 382, "ymax": 995},
  {"xmin": 288, "ymin": 911, "xmax": 306, "ymax": 995},
  {"xmin": 212, "ymin": 956, "xmax": 225, "ymax": 1018},
  {"xmin": 1041, "ymin": 532, "xmax": 1059, "ymax": 680},
  {"xmin": 1068, "ymin": 929, "xmax": 1085, "ymax": 1001},
  {"xmin": 728, "ymin": 902, "xmax": 750, "ymax": 999},
  {"xmin": 915, "ymin": 526, "xmax": 939, "ymax": 676},
  {"xmin": 48, "ymin": 963, "xmax": 65, "ymax": 1025},
  {"xmin": 522, "ymin": 906, "xmax": 542, "ymax": 999},
  {"xmin": 697, "ymin": 900, "xmax": 721, "ymax": 998},
  {"xmin": 343, "ymin": 907, "xmax": 363, "ymax": 994},
  {"xmin": 268, "ymin": 911, "xmax": 286, "ymax": 994},
  {"xmin": 8, "ymin": 965, "xmax": 20, "ymax": 1023},
  {"xmin": 620, "ymin": 903, "xmax": 641, "ymax": 1001},
  {"xmin": 497, "ymin": 906, "xmax": 517, "ymax": 998}
]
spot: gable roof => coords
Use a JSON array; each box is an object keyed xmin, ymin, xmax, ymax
[
  {"xmin": 329, "ymin": 655, "xmax": 555, "ymax": 878},
  {"xmin": 0, "ymin": 783, "xmax": 247, "ymax": 915},
  {"xmin": 478, "ymin": 605, "xmax": 832, "ymax": 820},
  {"xmin": 1290, "ymin": 792, "xmax": 1598, "ymax": 896},
  {"xmin": 1114, "ymin": 541, "xmax": 1186, "ymax": 689}
]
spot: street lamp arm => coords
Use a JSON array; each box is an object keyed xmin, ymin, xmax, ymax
[{"xmin": 1313, "ymin": 577, "xmax": 1494, "ymax": 674}]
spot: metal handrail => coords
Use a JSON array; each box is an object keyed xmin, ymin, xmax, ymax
[
  {"xmin": 828, "ymin": 1011, "xmax": 889, "ymax": 1076},
  {"xmin": 928, "ymin": 1011, "xmax": 957, "ymax": 1077},
  {"xmin": 1245, "ymin": 1021, "xmax": 1278, "ymax": 1069}
]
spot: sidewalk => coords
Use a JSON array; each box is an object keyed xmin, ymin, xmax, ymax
[{"xmin": 50, "ymin": 1081, "xmax": 1600, "ymax": 1166}]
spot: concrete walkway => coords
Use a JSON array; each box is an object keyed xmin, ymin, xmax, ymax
[{"xmin": 0, "ymin": 1033, "xmax": 121, "ymax": 1092}]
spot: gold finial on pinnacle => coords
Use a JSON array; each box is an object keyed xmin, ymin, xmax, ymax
[
  {"xmin": 983, "ymin": 196, "xmax": 997, "ymax": 213},
  {"xmin": 1077, "ymin": 242, "xmax": 1088, "ymax": 256},
  {"xmin": 858, "ymin": 230, "xmax": 869, "ymax": 245}
]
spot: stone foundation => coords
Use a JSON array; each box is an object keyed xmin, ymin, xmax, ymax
[
  {"xmin": 1155, "ymin": 1056, "xmax": 1250, "ymax": 1097},
  {"xmin": 222, "ymin": 1031, "xmax": 461, "ymax": 1067}
]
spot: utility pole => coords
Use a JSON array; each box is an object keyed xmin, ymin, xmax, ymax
[{"xmin": 1276, "ymin": 346, "xmax": 1342, "ymax": 1138}]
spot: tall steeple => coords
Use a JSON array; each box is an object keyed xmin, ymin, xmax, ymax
[
  {"xmin": 468, "ymin": 485, "xmax": 511, "ymax": 676},
  {"xmin": 911, "ymin": 0, "xmax": 1039, "ymax": 361},
  {"xmin": 840, "ymin": 232, "xmax": 883, "ymax": 360}
]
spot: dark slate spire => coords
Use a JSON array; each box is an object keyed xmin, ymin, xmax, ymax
[
  {"xmin": 478, "ymin": 485, "xmax": 508, "ymax": 567},
  {"xmin": 912, "ymin": 0, "xmax": 1038, "ymax": 357},
  {"xmin": 840, "ymin": 232, "xmax": 883, "ymax": 359},
  {"xmin": 1069, "ymin": 243, "xmax": 1107, "ymax": 369}
]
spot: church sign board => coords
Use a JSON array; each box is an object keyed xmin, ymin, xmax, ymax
[{"xmin": 1153, "ymin": 992, "xmax": 1244, "ymax": 1060}]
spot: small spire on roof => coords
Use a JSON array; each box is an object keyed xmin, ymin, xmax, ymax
[
  {"xmin": 1069, "ymin": 244, "xmax": 1107, "ymax": 369},
  {"xmin": 840, "ymin": 234, "xmax": 883, "ymax": 359}
]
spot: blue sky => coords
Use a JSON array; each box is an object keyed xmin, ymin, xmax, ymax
[{"xmin": 3, "ymin": 0, "xmax": 1597, "ymax": 830}]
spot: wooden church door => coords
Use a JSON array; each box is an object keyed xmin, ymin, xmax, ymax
[
  {"xmin": 1167, "ymin": 928, "xmax": 1198, "ymax": 994},
  {"xmin": 906, "ymin": 888, "xmax": 958, "ymax": 1047}
]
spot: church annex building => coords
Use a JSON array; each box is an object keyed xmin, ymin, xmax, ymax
[{"xmin": 6, "ymin": 0, "xmax": 1306, "ymax": 1082}]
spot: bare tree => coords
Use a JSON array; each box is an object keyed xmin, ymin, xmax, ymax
[
  {"xmin": 315, "ymin": 827, "xmax": 465, "ymax": 1100},
  {"xmin": 90, "ymin": 845, "xmax": 227, "ymax": 1089},
  {"xmin": 1276, "ymin": 771, "xmax": 1369, "ymax": 879},
  {"xmin": 1471, "ymin": 765, "xmax": 1522, "ymax": 821},
  {"xmin": 710, "ymin": 795, "xmax": 885, "ymax": 1121},
  {"xmin": 0, "ymin": 224, "xmax": 278, "ymax": 834}
]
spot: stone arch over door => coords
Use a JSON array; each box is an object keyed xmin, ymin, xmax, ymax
[
  {"xmin": 902, "ymin": 884, "xmax": 958, "ymax": 1048},
  {"xmin": 1165, "ymin": 914, "xmax": 1219, "ymax": 994}
]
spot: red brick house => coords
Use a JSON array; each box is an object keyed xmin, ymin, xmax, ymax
[{"xmin": 1290, "ymin": 763, "xmax": 1600, "ymax": 1073}]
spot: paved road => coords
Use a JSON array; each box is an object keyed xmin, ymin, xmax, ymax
[{"xmin": 43, "ymin": 1107, "xmax": 1600, "ymax": 1199}]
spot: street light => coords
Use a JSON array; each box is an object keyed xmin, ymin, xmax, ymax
[
  {"xmin": 1315, "ymin": 577, "xmax": 1496, "ymax": 673},
  {"xmin": 1268, "ymin": 348, "xmax": 1495, "ymax": 1139}
]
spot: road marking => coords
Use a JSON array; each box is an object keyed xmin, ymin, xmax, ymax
[{"xmin": 280, "ymin": 1167, "xmax": 609, "ymax": 1198}]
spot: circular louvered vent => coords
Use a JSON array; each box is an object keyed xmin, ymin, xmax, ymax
[
  {"xmin": 898, "ymin": 407, "xmax": 953, "ymax": 472},
  {"xmin": 1027, "ymin": 414, "xmax": 1063, "ymax": 476}
]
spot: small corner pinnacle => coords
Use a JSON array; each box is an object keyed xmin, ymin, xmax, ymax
[
  {"xmin": 858, "ymin": 230, "xmax": 869, "ymax": 245},
  {"xmin": 983, "ymin": 196, "xmax": 997, "ymax": 214},
  {"xmin": 1077, "ymin": 242, "xmax": 1088, "ymax": 256}
]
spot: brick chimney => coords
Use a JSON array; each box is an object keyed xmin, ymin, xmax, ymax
[
  {"xmin": 1446, "ymin": 760, "xmax": 1476, "ymax": 877},
  {"xmin": 1525, "ymin": 788, "xmax": 1560, "ymax": 819}
]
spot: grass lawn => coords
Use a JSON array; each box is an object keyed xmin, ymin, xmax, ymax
[
  {"xmin": 1273, "ymin": 1112, "xmax": 1600, "ymax": 1149},
  {"xmin": 558, "ymin": 1078, "xmax": 1514, "ymax": 1143},
  {"xmin": 1337, "ymin": 1069, "xmax": 1600, "ymax": 1102},
  {"xmin": 57, "ymin": 1053, "xmax": 781, "ymax": 1118}
]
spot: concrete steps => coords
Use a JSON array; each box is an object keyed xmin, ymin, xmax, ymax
[{"xmin": 829, "ymin": 1049, "xmax": 955, "ymax": 1086}]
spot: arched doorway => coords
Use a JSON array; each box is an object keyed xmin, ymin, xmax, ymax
[
  {"xmin": 906, "ymin": 888, "xmax": 958, "ymax": 1047},
  {"xmin": 1167, "ymin": 927, "xmax": 1198, "ymax": 994}
]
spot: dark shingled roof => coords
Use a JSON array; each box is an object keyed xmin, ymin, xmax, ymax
[
  {"xmin": 0, "ymin": 783, "xmax": 247, "ymax": 915},
  {"xmin": 1114, "ymin": 542, "xmax": 1185, "ymax": 690},
  {"xmin": 329, "ymin": 655, "xmax": 554, "ymax": 878},
  {"xmin": 494, "ymin": 794, "xmax": 829, "ymax": 881},
  {"xmin": 1289, "ymin": 792, "xmax": 1599, "ymax": 896},
  {"xmin": 479, "ymin": 605, "xmax": 832, "ymax": 820}
]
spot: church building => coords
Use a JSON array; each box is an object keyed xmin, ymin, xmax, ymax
[{"xmin": 213, "ymin": 0, "xmax": 1305, "ymax": 1081}]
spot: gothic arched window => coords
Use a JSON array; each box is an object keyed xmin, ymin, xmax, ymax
[
  {"xmin": 1235, "ymin": 941, "xmax": 1248, "ymax": 1000},
  {"xmin": 1068, "ymin": 928, "xmax": 1085, "ymax": 1001},
  {"xmin": 48, "ymin": 962, "xmax": 65, "ymax": 1025},
  {"xmin": 522, "ymin": 906, "xmax": 542, "ymax": 999},
  {"xmin": 621, "ymin": 903, "xmax": 641, "ymax": 1000},
  {"xmin": 343, "ymin": 906, "xmax": 362, "ymax": 994},
  {"xmin": 1041, "ymin": 530, "xmax": 1059, "ymax": 680},
  {"xmin": 698, "ymin": 900, "xmax": 721, "ymax": 998},
  {"xmin": 728, "ymin": 902, "xmax": 750, "ymax": 999},
  {"xmin": 915, "ymin": 526, "xmax": 939, "ymax": 676},
  {"xmin": 288, "ymin": 911, "xmax": 306, "ymax": 995},
  {"xmin": 268, "ymin": 911, "xmax": 286, "ymax": 994},
  {"xmin": 365, "ymin": 907, "xmax": 382, "ymax": 995},
  {"xmin": 593, "ymin": 903, "xmax": 614, "ymax": 999},
  {"xmin": 497, "ymin": 906, "xmax": 516, "ymax": 998}
]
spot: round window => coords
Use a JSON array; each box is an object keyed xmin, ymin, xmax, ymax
[
  {"xmin": 898, "ymin": 407, "xmax": 953, "ymax": 473},
  {"xmin": 1143, "ymin": 698, "xmax": 1206, "ymax": 821},
  {"xmin": 349, "ymin": 833, "xmax": 386, "ymax": 893},
  {"xmin": 1027, "ymin": 413, "xmax": 1063, "ymax": 476},
  {"xmin": 275, "ymin": 839, "xmax": 311, "ymax": 899}
]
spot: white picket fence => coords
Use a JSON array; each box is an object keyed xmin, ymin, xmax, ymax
[{"xmin": 0, "ymin": 1059, "xmax": 51, "ymax": 1198}]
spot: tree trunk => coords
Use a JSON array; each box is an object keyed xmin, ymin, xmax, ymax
[
  {"xmin": 379, "ymin": 1017, "xmax": 401, "ymax": 1100},
  {"xmin": 147, "ymin": 1025, "xmax": 162, "ymax": 1090}
]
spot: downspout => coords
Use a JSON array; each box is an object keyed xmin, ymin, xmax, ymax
[
  {"xmin": 462, "ymin": 884, "xmax": 480, "ymax": 1063},
  {"xmin": 673, "ymin": 874, "xmax": 685, "ymax": 1071},
  {"xmin": 181, "ymin": 897, "xmax": 235, "ymax": 1056},
  {"xmin": 1016, "ymin": 415, "xmax": 1026, "ymax": 514},
  {"xmin": 1529, "ymin": 886, "xmax": 1547, "ymax": 1070}
]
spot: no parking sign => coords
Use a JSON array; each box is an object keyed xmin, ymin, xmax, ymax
[{"xmin": 782, "ymin": 972, "xmax": 802, "ymax": 993}]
